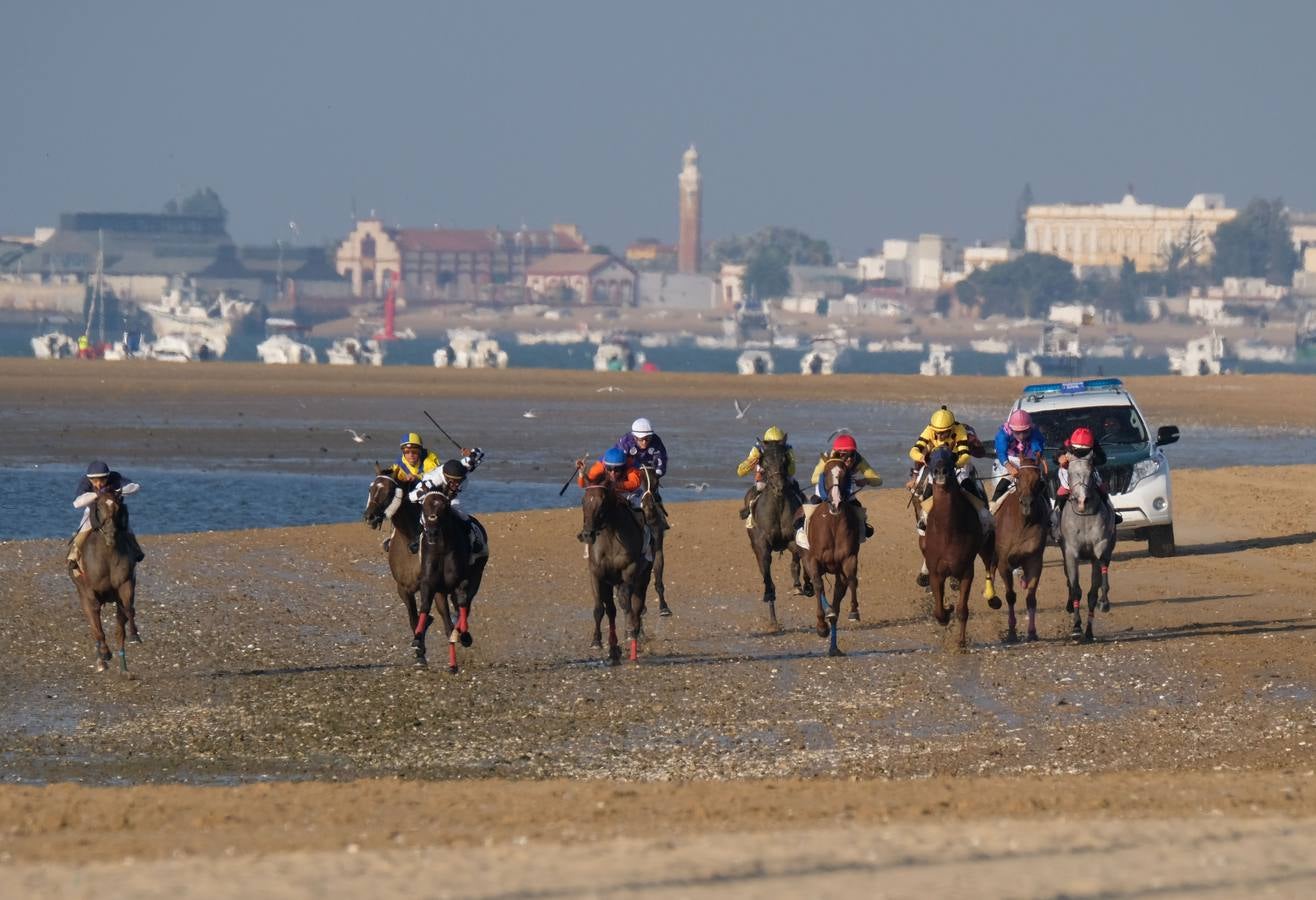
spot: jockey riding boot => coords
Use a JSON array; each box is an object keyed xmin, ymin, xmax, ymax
[
  {"xmin": 849, "ymin": 499, "xmax": 874, "ymax": 539},
  {"xmin": 67, "ymin": 528, "xmax": 90, "ymax": 575},
  {"xmin": 126, "ymin": 531, "xmax": 146, "ymax": 563},
  {"xmin": 991, "ymin": 478, "xmax": 1012, "ymax": 503}
]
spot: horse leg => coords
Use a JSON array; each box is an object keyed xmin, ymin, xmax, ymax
[
  {"xmin": 981, "ymin": 544, "xmax": 999, "ymax": 609},
  {"xmin": 916, "ymin": 557, "xmax": 930, "ymax": 588},
  {"xmin": 956, "ymin": 571, "xmax": 972, "ymax": 650},
  {"xmin": 1099, "ymin": 558, "xmax": 1112, "ymax": 614},
  {"xmin": 1002, "ymin": 564, "xmax": 1019, "ymax": 644},
  {"xmin": 625, "ymin": 583, "xmax": 642, "ymax": 664},
  {"xmin": 436, "ymin": 593, "xmax": 460, "ymax": 674},
  {"xmin": 653, "ymin": 535, "xmax": 670, "ymax": 617},
  {"xmin": 930, "ymin": 573, "xmax": 950, "ymax": 627},
  {"xmin": 828, "ymin": 573, "xmax": 846, "ymax": 657},
  {"xmin": 845, "ymin": 556, "xmax": 859, "ymax": 622},
  {"xmin": 122, "ymin": 578, "xmax": 141, "ymax": 643},
  {"xmin": 1023, "ymin": 556, "xmax": 1042, "ymax": 642},
  {"xmin": 114, "ymin": 581, "xmax": 133, "ymax": 673},
  {"xmin": 412, "ymin": 582, "xmax": 436, "ymax": 666},
  {"xmin": 794, "ymin": 549, "xmax": 815, "ymax": 597},
  {"xmin": 1084, "ymin": 560, "xmax": 1101, "ymax": 643},
  {"xmin": 756, "ymin": 539, "xmax": 779, "ymax": 630},
  {"xmin": 1063, "ymin": 549, "xmax": 1082, "ymax": 639},
  {"xmin": 79, "ymin": 590, "xmax": 111, "ymax": 672},
  {"xmin": 811, "ymin": 564, "xmax": 831, "ymax": 639},
  {"xmin": 398, "ymin": 584, "xmax": 419, "ymax": 636},
  {"xmin": 600, "ymin": 577, "xmax": 620, "ymax": 666}
]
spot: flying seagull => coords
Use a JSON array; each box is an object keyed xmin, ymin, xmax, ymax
[
  {"xmin": 522, "ymin": 410, "xmax": 538, "ymax": 419},
  {"xmin": 596, "ymin": 385, "xmax": 624, "ymax": 393},
  {"xmin": 734, "ymin": 399, "xmax": 751, "ymax": 419},
  {"xmin": 345, "ymin": 428, "xmax": 371, "ymax": 443},
  {"xmin": 685, "ymin": 482, "xmax": 710, "ymax": 492}
]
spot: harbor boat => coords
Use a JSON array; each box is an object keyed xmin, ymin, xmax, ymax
[
  {"xmin": 31, "ymin": 332, "xmax": 77, "ymax": 359},
  {"xmin": 969, "ymin": 337, "xmax": 1011, "ymax": 354},
  {"xmin": 918, "ymin": 344, "xmax": 954, "ymax": 376},
  {"xmin": 256, "ymin": 318, "xmax": 317, "ymax": 364},
  {"xmin": 593, "ymin": 336, "xmax": 645, "ymax": 372},
  {"xmin": 434, "ymin": 329, "xmax": 509, "ymax": 368},
  {"xmin": 141, "ymin": 280, "xmax": 260, "ymax": 344},
  {"xmin": 1033, "ymin": 324, "xmax": 1083, "ymax": 376},
  {"xmin": 1004, "ymin": 350, "xmax": 1043, "ymax": 377},
  {"xmin": 1233, "ymin": 339, "xmax": 1294, "ymax": 364},
  {"xmin": 1167, "ymin": 331, "xmax": 1231, "ymax": 376},
  {"xmin": 800, "ymin": 336, "xmax": 847, "ymax": 375},
  {"xmin": 887, "ymin": 336, "xmax": 925, "ymax": 353},
  {"xmin": 327, "ymin": 336, "xmax": 386, "ymax": 366},
  {"xmin": 736, "ymin": 349, "xmax": 774, "ymax": 375}
]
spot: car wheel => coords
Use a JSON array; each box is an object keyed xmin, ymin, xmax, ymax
[{"xmin": 1148, "ymin": 524, "xmax": 1176, "ymax": 557}]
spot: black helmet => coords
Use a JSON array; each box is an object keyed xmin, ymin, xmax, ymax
[
  {"xmin": 86, "ymin": 461, "xmax": 111, "ymax": 477},
  {"xmin": 441, "ymin": 459, "xmax": 467, "ymax": 480}
]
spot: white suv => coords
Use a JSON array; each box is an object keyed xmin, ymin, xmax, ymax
[{"xmin": 1005, "ymin": 378, "xmax": 1180, "ymax": 556}]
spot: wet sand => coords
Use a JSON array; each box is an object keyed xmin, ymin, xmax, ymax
[{"xmin": 2, "ymin": 361, "xmax": 1315, "ymax": 896}]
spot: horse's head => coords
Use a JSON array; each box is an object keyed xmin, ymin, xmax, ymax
[
  {"xmin": 759, "ymin": 441, "xmax": 791, "ymax": 487},
  {"xmin": 927, "ymin": 447, "xmax": 956, "ymax": 488},
  {"xmin": 91, "ymin": 491, "xmax": 125, "ymax": 548},
  {"xmin": 822, "ymin": 460, "xmax": 847, "ymax": 512},
  {"xmin": 363, "ymin": 467, "xmax": 399, "ymax": 529},
  {"xmin": 579, "ymin": 483, "xmax": 611, "ymax": 544},
  {"xmin": 637, "ymin": 466, "xmax": 663, "ymax": 528},
  {"xmin": 1014, "ymin": 452, "xmax": 1046, "ymax": 518},
  {"xmin": 419, "ymin": 487, "xmax": 453, "ymax": 541},
  {"xmin": 1067, "ymin": 453, "xmax": 1096, "ymax": 514}
]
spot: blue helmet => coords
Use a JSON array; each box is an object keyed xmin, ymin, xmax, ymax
[{"xmin": 602, "ymin": 447, "xmax": 626, "ymax": 468}]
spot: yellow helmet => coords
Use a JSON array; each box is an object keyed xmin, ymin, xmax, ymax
[
  {"xmin": 399, "ymin": 432, "xmax": 424, "ymax": 449},
  {"xmin": 929, "ymin": 407, "xmax": 955, "ymax": 431},
  {"xmin": 762, "ymin": 426, "xmax": 785, "ymax": 442}
]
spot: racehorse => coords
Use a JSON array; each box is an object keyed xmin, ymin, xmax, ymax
[
  {"xmin": 70, "ymin": 490, "xmax": 141, "ymax": 672},
  {"xmin": 1059, "ymin": 453, "xmax": 1116, "ymax": 642},
  {"xmin": 363, "ymin": 468, "xmax": 427, "ymax": 654},
  {"xmin": 413, "ymin": 485, "xmax": 489, "ymax": 672},
  {"xmin": 578, "ymin": 476, "xmax": 652, "ymax": 664},
  {"xmin": 799, "ymin": 460, "xmax": 862, "ymax": 657},
  {"xmin": 639, "ymin": 466, "xmax": 671, "ymax": 617},
  {"xmin": 989, "ymin": 452, "xmax": 1049, "ymax": 643},
  {"xmin": 919, "ymin": 447, "xmax": 995, "ymax": 650},
  {"xmin": 746, "ymin": 440, "xmax": 812, "ymax": 630}
]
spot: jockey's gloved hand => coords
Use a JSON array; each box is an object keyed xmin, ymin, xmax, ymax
[{"xmin": 462, "ymin": 447, "xmax": 485, "ymax": 470}]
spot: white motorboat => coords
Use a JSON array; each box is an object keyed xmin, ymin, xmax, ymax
[
  {"xmin": 1233, "ymin": 339, "xmax": 1294, "ymax": 363},
  {"xmin": 919, "ymin": 345, "xmax": 954, "ymax": 376},
  {"xmin": 434, "ymin": 329, "xmax": 509, "ymax": 368},
  {"xmin": 1004, "ymin": 350, "xmax": 1043, "ymax": 377},
  {"xmin": 970, "ymin": 337, "xmax": 1011, "ymax": 354},
  {"xmin": 800, "ymin": 337, "xmax": 847, "ymax": 375},
  {"xmin": 327, "ymin": 336, "xmax": 386, "ymax": 366},
  {"xmin": 888, "ymin": 337, "xmax": 925, "ymax": 352},
  {"xmin": 31, "ymin": 332, "xmax": 77, "ymax": 359},
  {"xmin": 141, "ymin": 280, "xmax": 259, "ymax": 344},
  {"xmin": 593, "ymin": 337, "xmax": 644, "ymax": 372},
  {"xmin": 1168, "ymin": 331, "xmax": 1231, "ymax": 376},
  {"xmin": 736, "ymin": 349, "xmax": 774, "ymax": 375},
  {"xmin": 257, "ymin": 320, "xmax": 317, "ymax": 364}
]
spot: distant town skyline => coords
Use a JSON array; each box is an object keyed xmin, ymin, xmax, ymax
[{"xmin": 4, "ymin": 1, "xmax": 1315, "ymax": 257}]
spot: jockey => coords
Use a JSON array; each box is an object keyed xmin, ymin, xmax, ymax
[
  {"xmin": 68, "ymin": 460, "xmax": 145, "ymax": 575},
  {"xmin": 807, "ymin": 433, "xmax": 879, "ymax": 538},
  {"xmin": 1051, "ymin": 426, "xmax": 1121, "ymax": 538},
  {"xmin": 736, "ymin": 425, "xmax": 805, "ymax": 524},
  {"xmin": 616, "ymin": 417, "xmax": 669, "ymax": 527},
  {"xmin": 389, "ymin": 432, "xmax": 440, "ymax": 487},
  {"xmin": 908, "ymin": 406, "xmax": 991, "ymax": 532},
  {"xmin": 409, "ymin": 449, "xmax": 485, "ymax": 519},
  {"xmin": 990, "ymin": 408, "xmax": 1047, "ymax": 503},
  {"xmin": 578, "ymin": 446, "xmax": 643, "ymax": 495}
]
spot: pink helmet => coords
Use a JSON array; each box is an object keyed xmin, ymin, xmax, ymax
[{"xmin": 1007, "ymin": 409, "xmax": 1033, "ymax": 431}]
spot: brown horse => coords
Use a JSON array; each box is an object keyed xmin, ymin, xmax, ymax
[
  {"xmin": 920, "ymin": 448, "xmax": 995, "ymax": 650},
  {"xmin": 578, "ymin": 479, "xmax": 652, "ymax": 664},
  {"xmin": 70, "ymin": 491, "xmax": 141, "ymax": 672},
  {"xmin": 413, "ymin": 486, "xmax": 488, "ymax": 672},
  {"xmin": 989, "ymin": 453, "xmax": 1049, "ymax": 643},
  {"xmin": 638, "ymin": 466, "xmax": 671, "ymax": 617},
  {"xmin": 746, "ymin": 440, "xmax": 812, "ymax": 629},
  {"xmin": 800, "ymin": 460, "xmax": 862, "ymax": 657},
  {"xmin": 363, "ymin": 468, "xmax": 426, "ymax": 653}
]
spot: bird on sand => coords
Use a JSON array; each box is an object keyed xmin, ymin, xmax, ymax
[
  {"xmin": 596, "ymin": 385, "xmax": 624, "ymax": 393},
  {"xmin": 685, "ymin": 482, "xmax": 710, "ymax": 492},
  {"xmin": 345, "ymin": 429, "xmax": 371, "ymax": 443},
  {"xmin": 522, "ymin": 410, "xmax": 538, "ymax": 419},
  {"xmin": 734, "ymin": 399, "xmax": 751, "ymax": 419}
]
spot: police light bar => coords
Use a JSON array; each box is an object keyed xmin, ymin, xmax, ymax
[{"xmin": 1023, "ymin": 378, "xmax": 1124, "ymax": 396}]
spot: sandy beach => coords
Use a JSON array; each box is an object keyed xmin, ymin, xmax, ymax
[{"xmin": 1, "ymin": 361, "xmax": 1314, "ymax": 897}]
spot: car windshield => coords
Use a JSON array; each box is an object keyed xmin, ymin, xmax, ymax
[{"xmin": 1029, "ymin": 404, "xmax": 1148, "ymax": 449}]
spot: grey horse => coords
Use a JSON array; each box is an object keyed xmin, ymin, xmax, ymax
[{"xmin": 1059, "ymin": 454, "xmax": 1116, "ymax": 642}]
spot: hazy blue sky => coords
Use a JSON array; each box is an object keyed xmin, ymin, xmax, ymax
[{"xmin": 4, "ymin": 1, "xmax": 1314, "ymax": 256}]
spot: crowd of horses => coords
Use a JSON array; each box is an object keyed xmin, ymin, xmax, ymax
[{"xmin": 66, "ymin": 448, "xmax": 1116, "ymax": 674}]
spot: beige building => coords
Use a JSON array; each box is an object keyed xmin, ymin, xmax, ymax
[
  {"xmin": 525, "ymin": 253, "xmax": 636, "ymax": 305},
  {"xmin": 1025, "ymin": 192, "xmax": 1236, "ymax": 272}
]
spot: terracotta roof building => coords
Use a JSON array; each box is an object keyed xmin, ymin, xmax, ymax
[
  {"xmin": 525, "ymin": 253, "xmax": 636, "ymax": 306},
  {"xmin": 335, "ymin": 218, "xmax": 587, "ymax": 303}
]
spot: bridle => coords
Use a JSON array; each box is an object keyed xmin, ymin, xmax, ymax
[{"xmin": 90, "ymin": 492, "xmax": 123, "ymax": 546}]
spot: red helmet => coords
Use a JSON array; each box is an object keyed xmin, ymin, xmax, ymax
[
  {"xmin": 1069, "ymin": 427, "xmax": 1095, "ymax": 448},
  {"xmin": 832, "ymin": 434, "xmax": 858, "ymax": 452}
]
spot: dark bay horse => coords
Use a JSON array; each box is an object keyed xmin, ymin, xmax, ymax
[
  {"xmin": 71, "ymin": 491, "xmax": 141, "ymax": 672},
  {"xmin": 990, "ymin": 453, "xmax": 1049, "ymax": 643},
  {"xmin": 639, "ymin": 466, "xmax": 671, "ymax": 617},
  {"xmin": 800, "ymin": 461, "xmax": 862, "ymax": 657},
  {"xmin": 363, "ymin": 469, "xmax": 426, "ymax": 653},
  {"xmin": 746, "ymin": 441, "xmax": 811, "ymax": 630},
  {"xmin": 920, "ymin": 448, "xmax": 995, "ymax": 650},
  {"xmin": 413, "ymin": 486, "xmax": 488, "ymax": 672},
  {"xmin": 1059, "ymin": 454, "xmax": 1116, "ymax": 642},
  {"xmin": 578, "ymin": 480, "xmax": 652, "ymax": 664}
]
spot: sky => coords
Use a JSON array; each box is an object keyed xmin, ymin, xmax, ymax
[{"xmin": 4, "ymin": 0, "xmax": 1315, "ymax": 257}]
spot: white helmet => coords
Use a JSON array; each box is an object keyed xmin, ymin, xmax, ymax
[{"xmin": 631, "ymin": 417, "xmax": 654, "ymax": 438}]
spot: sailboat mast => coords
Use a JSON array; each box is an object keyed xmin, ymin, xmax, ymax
[{"xmin": 96, "ymin": 229, "xmax": 106, "ymax": 345}]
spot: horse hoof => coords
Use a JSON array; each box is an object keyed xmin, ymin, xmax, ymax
[
  {"xmin": 1101, "ymin": 600, "xmax": 1111, "ymax": 613},
  {"xmin": 801, "ymin": 584, "xmax": 815, "ymax": 597},
  {"xmin": 947, "ymin": 578, "xmax": 960, "ymax": 593},
  {"xmin": 816, "ymin": 625, "xmax": 829, "ymax": 638},
  {"xmin": 590, "ymin": 639, "xmax": 603, "ymax": 650},
  {"xmin": 1027, "ymin": 631, "xmax": 1039, "ymax": 642},
  {"xmin": 848, "ymin": 611, "xmax": 860, "ymax": 622},
  {"xmin": 987, "ymin": 596, "xmax": 1002, "ymax": 610},
  {"xmin": 459, "ymin": 632, "xmax": 473, "ymax": 648},
  {"xmin": 824, "ymin": 611, "xmax": 837, "ymax": 623},
  {"xmin": 915, "ymin": 573, "xmax": 930, "ymax": 588},
  {"xmin": 95, "ymin": 660, "xmax": 108, "ymax": 673},
  {"xmin": 448, "ymin": 665, "xmax": 459, "ymax": 675},
  {"xmin": 827, "ymin": 646, "xmax": 846, "ymax": 658},
  {"xmin": 130, "ymin": 634, "xmax": 143, "ymax": 644},
  {"xmin": 1003, "ymin": 631, "xmax": 1019, "ymax": 645},
  {"xmin": 413, "ymin": 656, "xmax": 428, "ymax": 668},
  {"xmin": 659, "ymin": 604, "xmax": 672, "ymax": 618}
]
